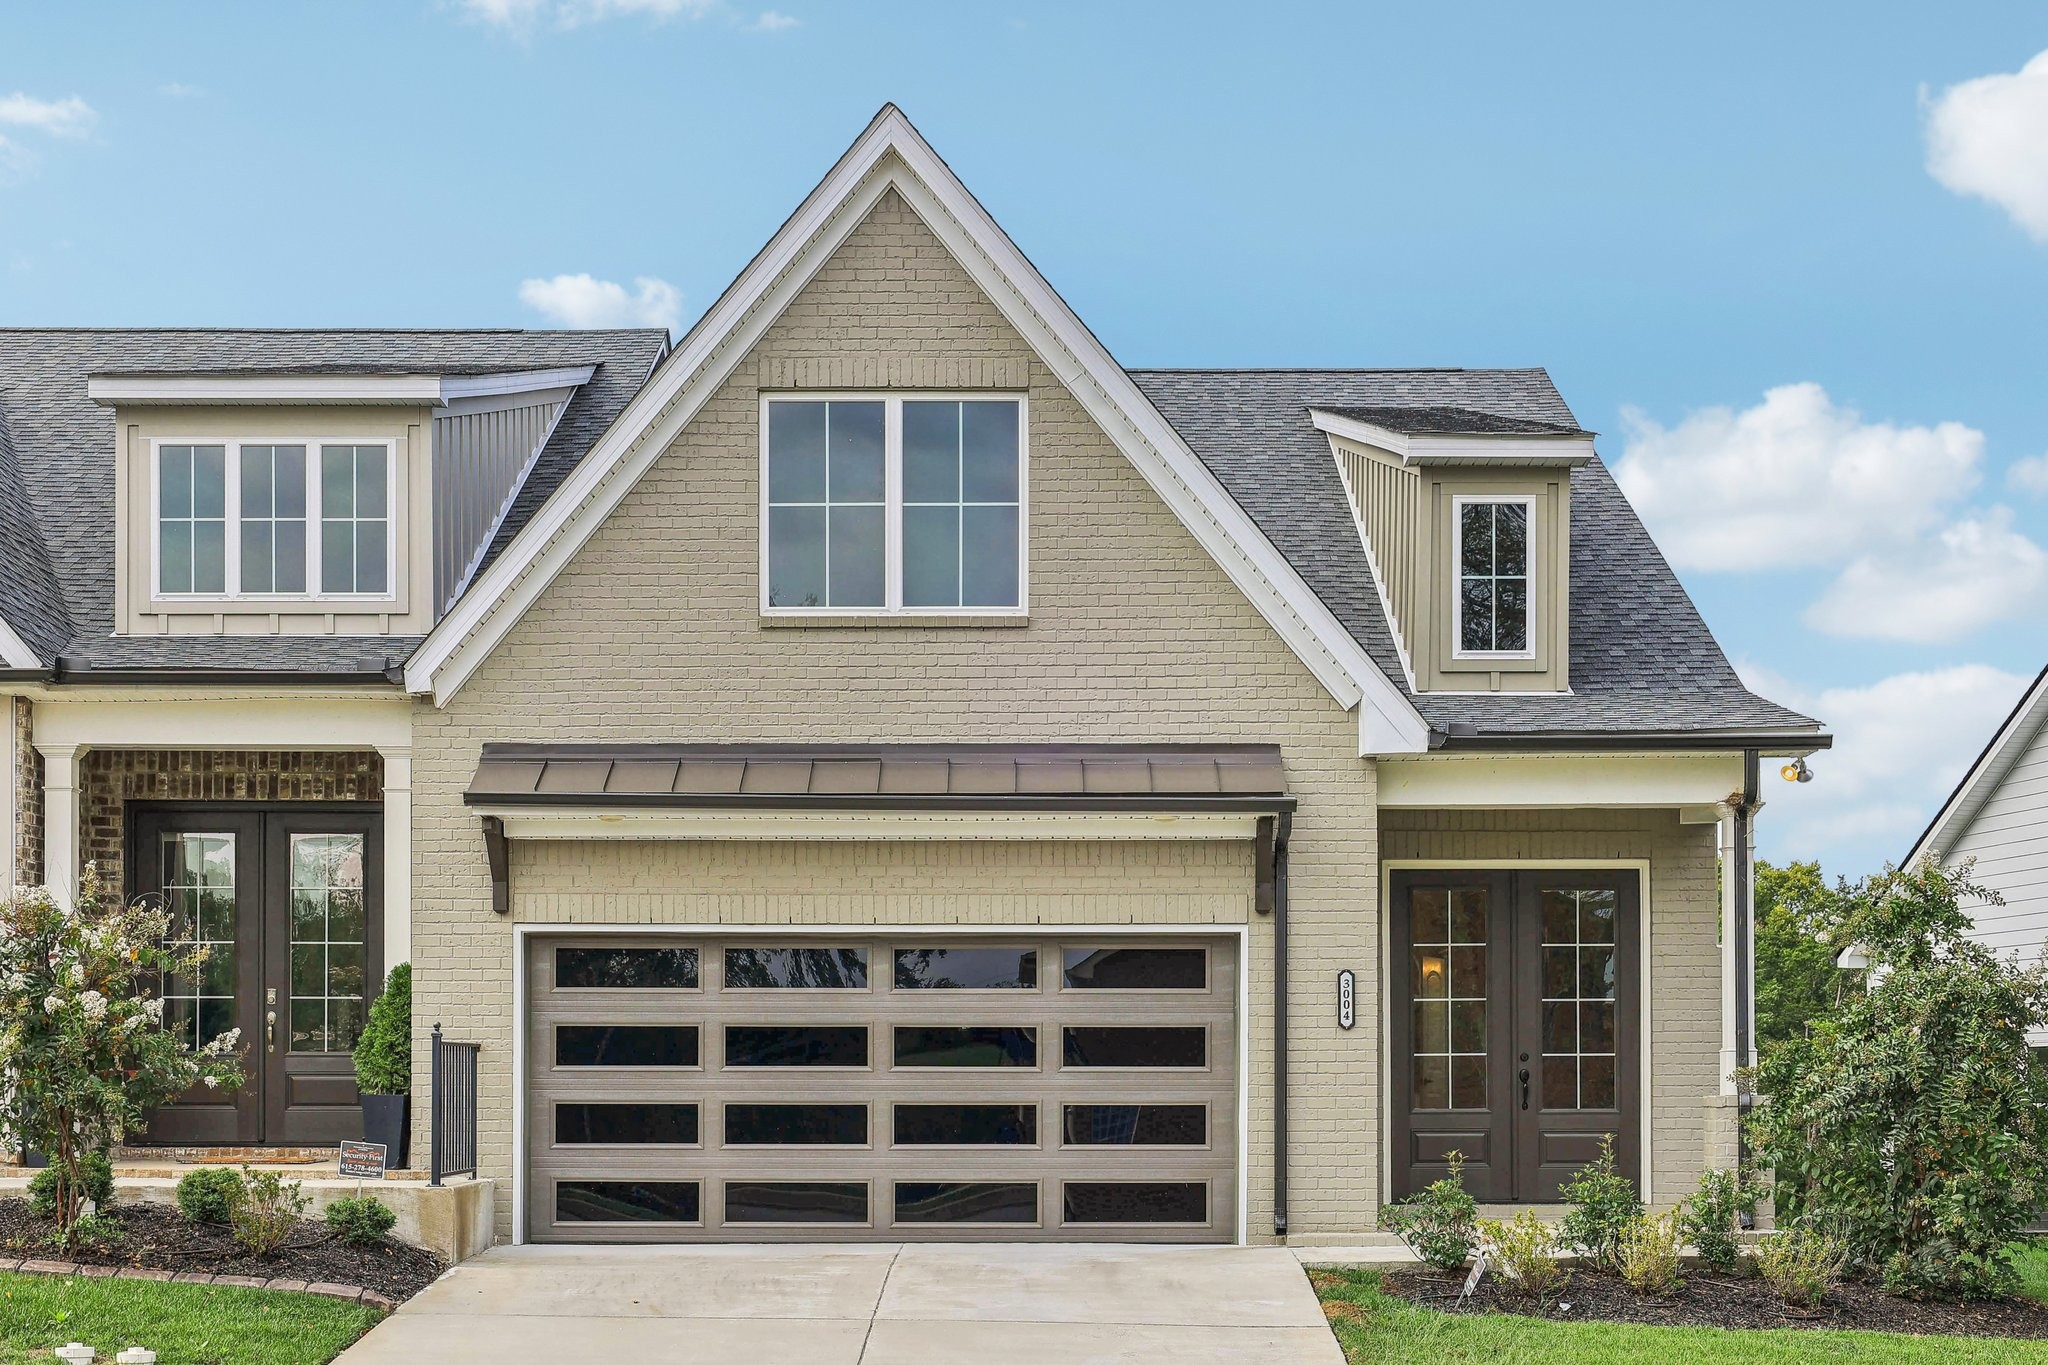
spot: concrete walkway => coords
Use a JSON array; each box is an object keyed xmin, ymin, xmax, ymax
[{"xmin": 335, "ymin": 1242, "xmax": 1344, "ymax": 1364}]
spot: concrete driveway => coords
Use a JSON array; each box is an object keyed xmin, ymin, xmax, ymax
[{"xmin": 335, "ymin": 1242, "xmax": 1343, "ymax": 1364}]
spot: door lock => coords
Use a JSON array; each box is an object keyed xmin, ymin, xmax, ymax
[
  {"xmin": 1518, "ymin": 1067, "xmax": 1531, "ymax": 1111},
  {"xmin": 266, "ymin": 1010, "xmax": 277, "ymax": 1053}
]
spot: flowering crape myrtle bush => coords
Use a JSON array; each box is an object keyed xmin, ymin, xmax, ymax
[
  {"xmin": 0, "ymin": 865, "xmax": 243, "ymax": 1247},
  {"xmin": 1749, "ymin": 859, "xmax": 2048, "ymax": 1297}
]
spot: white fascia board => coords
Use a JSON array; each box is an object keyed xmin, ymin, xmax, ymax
[
  {"xmin": 32, "ymin": 695, "xmax": 412, "ymax": 751},
  {"xmin": 86, "ymin": 367, "xmax": 594, "ymax": 409},
  {"xmin": 0, "ymin": 614, "xmax": 39, "ymax": 670},
  {"xmin": 487, "ymin": 808, "xmax": 1264, "ymax": 842},
  {"xmin": 1308, "ymin": 409, "xmax": 1593, "ymax": 468},
  {"xmin": 1377, "ymin": 752, "xmax": 1744, "ymax": 809},
  {"xmin": 406, "ymin": 106, "xmax": 1429, "ymax": 754},
  {"xmin": 1907, "ymin": 663, "xmax": 2048, "ymax": 865}
]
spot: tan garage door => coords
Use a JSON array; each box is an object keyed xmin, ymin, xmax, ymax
[{"xmin": 524, "ymin": 933, "xmax": 1239, "ymax": 1243}]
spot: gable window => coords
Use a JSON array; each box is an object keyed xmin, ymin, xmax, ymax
[
  {"xmin": 153, "ymin": 439, "xmax": 394, "ymax": 600},
  {"xmin": 1453, "ymin": 496, "xmax": 1533, "ymax": 656},
  {"xmin": 763, "ymin": 395, "xmax": 1025, "ymax": 614}
]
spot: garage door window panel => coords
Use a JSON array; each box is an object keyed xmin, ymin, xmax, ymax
[
  {"xmin": 894, "ymin": 1182, "xmax": 1038, "ymax": 1226},
  {"xmin": 556, "ymin": 1181, "xmax": 702, "ymax": 1225},
  {"xmin": 556, "ymin": 946, "xmax": 699, "ymax": 991},
  {"xmin": 555, "ymin": 1103, "xmax": 701, "ymax": 1146},
  {"xmin": 723, "ymin": 1024, "xmax": 869, "ymax": 1068},
  {"xmin": 724, "ymin": 1103, "xmax": 869, "ymax": 1146},
  {"xmin": 892, "ymin": 1104, "xmax": 1038, "ymax": 1146},
  {"xmin": 1061, "ymin": 947, "xmax": 1206, "ymax": 991},
  {"xmin": 1062, "ymin": 1104, "xmax": 1208, "ymax": 1147},
  {"xmin": 724, "ymin": 946, "xmax": 870, "ymax": 989},
  {"xmin": 1061, "ymin": 1026, "xmax": 1207, "ymax": 1069},
  {"xmin": 893, "ymin": 1025, "xmax": 1038, "ymax": 1068},
  {"xmin": 892, "ymin": 946, "xmax": 1038, "ymax": 991},
  {"xmin": 1063, "ymin": 1182, "xmax": 1209, "ymax": 1225},
  {"xmin": 555, "ymin": 1025, "xmax": 700, "ymax": 1069},
  {"xmin": 723, "ymin": 1181, "xmax": 870, "ymax": 1225}
]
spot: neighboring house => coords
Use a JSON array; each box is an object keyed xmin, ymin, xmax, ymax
[
  {"xmin": 1907, "ymin": 663, "xmax": 2048, "ymax": 1046},
  {"xmin": 0, "ymin": 107, "xmax": 1826, "ymax": 1248}
]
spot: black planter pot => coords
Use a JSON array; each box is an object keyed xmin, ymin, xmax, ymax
[{"xmin": 359, "ymin": 1093, "xmax": 410, "ymax": 1170}]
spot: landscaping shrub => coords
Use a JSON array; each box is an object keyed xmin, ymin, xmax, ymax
[
  {"xmin": 28, "ymin": 1150, "xmax": 112, "ymax": 1218},
  {"xmin": 1748, "ymin": 859, "xmax": 2048, "ymax": 1297},
  {"xmin": 0, "ymin": 866, "xmax": 243, "ymax": 1249},
  {"xmin": 176, "ymin": 1166, "xmax": 245, "ymax": 1225},
  {"xmin": 352, "ymin": 963, "xmax": 411, "ymax": 1096},
  {"xmin": 1757, "ymin": 1223, "xmax": 1850, "ymax": 1308},
  {"xmin": 325, "ymin": 1195, "xmax": 397, "ymax": 1248},
  {"xmin": 1558, "ymin": 1135, "xmax": 1641, "ymax": 1274},
  {"xmin": 1680, "ymin": 1166, "xmax": 1760, "ymax": 1274},
  {"xmin": 1379, "ymin": 1151, "xmax": 1479, "ymax": 1270},
  {"xmin": 230, "ymin": 1168, "xmax": 308, "ymax": 1256},
  {"xmin": 1477, "ymin": 1209, "xmax": 1568, "ymax": 1303},
  {"xmin": 1616, "ymin": 1210, "xmax": 1684, "ymax": 1295}
]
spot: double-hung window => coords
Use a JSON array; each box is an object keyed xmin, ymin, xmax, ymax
[
  {"xmin": 763, "ymin": 396, "xmax": 1025, "ymax": 614},
  {"xmin": 1453, "ymin": 496, "xmax": 1533, "ymax": 657},
  {"xmin": 154, "ymin": 440, "xmax": 393, "ymax": 600}
]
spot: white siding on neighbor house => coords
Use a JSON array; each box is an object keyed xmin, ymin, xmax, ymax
[{"xmin": 1942, "ymin": 715, "xmax": 2048, "ymax": 1041}]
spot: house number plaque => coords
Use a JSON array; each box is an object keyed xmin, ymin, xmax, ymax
[{"xmin": 1337, "ymin": 970, "xmax": 1356, "ymax": 1030}]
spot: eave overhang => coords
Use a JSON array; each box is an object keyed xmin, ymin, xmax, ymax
[
  {"xmin": 1310, "ymin": 408, "xmax": 1596, "ymax": 468},
  {"xmin": 84, "ymin": 366, "xmax": 595, "ymax": 408}
]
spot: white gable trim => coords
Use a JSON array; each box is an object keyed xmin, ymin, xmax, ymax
[
  {"xmin": 1309, "ymin": 409, "xmax": 1594, "ymax": 468},
  {"xmin": 1908, "ymin": 663, "xmax": 2048, "ymax": 865},
  {"xmin": 403, "ymin": 107, "xmax": 1428, "ymax": 753},
  {"xmin": 86, "ymin": 366, "xmax": 594, "ymax": 408},
  {"xmin": 0, "ymin": 613, "xmax": 39, "ymax": 670}
]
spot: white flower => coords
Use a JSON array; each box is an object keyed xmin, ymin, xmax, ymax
[
  {"xmin": 68, "ymin": 963, "xmax": 84, "ymax": 986},
  {"xmin": 202, "ymin": 1075, "xmax": 218, "ymax": 1089},
  {"xmin": 41, "ymin": 994, "xmax": 60, "ymax": 1015},
  {"xmin": 79, "ymin": 990, "xmax": 106, "ymax": 1021}
]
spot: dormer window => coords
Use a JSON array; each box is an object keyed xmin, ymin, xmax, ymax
[
  {"xmin": 153, "ymin": 439, "xmax": 393, "ymax": 601},
  {"xmin": 1453, "ymin": 496, "xmax": 1533, "ymax": 658}
]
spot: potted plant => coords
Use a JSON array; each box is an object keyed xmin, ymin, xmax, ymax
[{"xmin": 352, "ymin": 963, "xmax": 411, "ymax": 1168}]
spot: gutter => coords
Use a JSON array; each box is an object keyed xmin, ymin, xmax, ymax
[
  {"xmin": 48, "ymin": 657, "xmax": 407, "ymax": 687},
  {"xmin": 1427, "ymin": 727, "xmax": 1831, "ymax": 755},
  {"xmin": 1257, "ymin": 811, "xmax": 1293, "ymax": 1238}
]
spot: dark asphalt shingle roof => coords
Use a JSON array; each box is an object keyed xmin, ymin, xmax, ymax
[
  {"xmin": 1130, "ymin": 368, "xmax": 1817, "ymax": 738},
  {"xmin": 1319, "ymin": 404, "xmax": 1591, "ymax": 438},
  {"xmin": 0, "ymin": 328, "xmax": 667, "ymax": 673}
]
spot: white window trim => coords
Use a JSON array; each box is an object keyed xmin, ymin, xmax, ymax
[
  {"xmin": 758, "ymin": 392, "xmax": 1029, "ymax": 617},
  {"xmin": 1449, "ymin": 493, "xmax": 1536, "ymax": 662},
  {"xmin": 148, "ymin": 437, "xmax": 400, "ymax": 606}
]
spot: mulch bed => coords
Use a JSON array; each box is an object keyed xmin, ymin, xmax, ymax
[
  {"xmin": 1380, "ymin": 1263, "xmax": 2048, "ymax": 1340},
  {"xmin": 0, "ymin": 1198, "xmax": 443, "ymax": 1305}
]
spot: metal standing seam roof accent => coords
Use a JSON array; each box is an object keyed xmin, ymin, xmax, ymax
[{"xmin": 464, "ymin": 743, "xmax": 1292, "ymax": 809}]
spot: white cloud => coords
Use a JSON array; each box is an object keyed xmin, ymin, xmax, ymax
[
  {"xmin": 0, "ymin": 92, "xmax": 97, "ymax": 139},
  {"xmin": 1739, "ymin": 660, "xmax": 2031, "ymax": 873},
  {"xmin": 459, "ymin": 0, "xmax": 718, "ymax": 29},
  {"xmin": 518, "ymin": 273, "xmax": 682, "ymax": 331},
  {"xmin": 750, "ymin": 10, "xmax": 799, "ymax": 30},
  {"xmin": 1924, "ymin": 50, "xmax": 2048, "ymax": 241},
  {"xmin": 1613, "ymin": 383, "xmax": 1982, "ymax": 572},
  {"xmin": 1804, "ymin": 509, "xmax": 2048, "ymax": 643},
  {"xmin": 2008, "ymin": 452, "xmax": 2048, "ymax": 495},
  {"xmin": 158, "ymin": 83, "xmax": 205, "ymax": 99}
]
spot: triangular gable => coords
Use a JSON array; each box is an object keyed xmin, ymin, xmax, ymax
[
  {"xmin": 0, "ymin": 614, "xmax": 38, "ymax": 670},
  {"xmin": 1909, "ymin": 662, "xmax": 2048, "ymax": 864},
  {"xmin": 403, "ymin": 106, "xmax": 1428, "ymax": 754}
]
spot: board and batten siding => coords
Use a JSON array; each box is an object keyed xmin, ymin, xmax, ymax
[
  {"xmin": 432, "ymin": 400, "xmax": 564, "ymax": 614},
  {"xmin": 1940, "ymin": 716, "xmax": 2048, "ymax": 1041},
  {"xmin": 1332, "ymin": 439, "xmax": 1420, "ymax": 669}
]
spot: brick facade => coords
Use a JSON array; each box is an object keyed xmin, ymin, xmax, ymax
[{"xmin": 79, "ymin": 749, "xmax": 382, "ymax": 895}]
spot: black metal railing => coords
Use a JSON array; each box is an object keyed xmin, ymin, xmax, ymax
[{"xmin": 429, "ymin": 1023, "xmax": 480, "ymax": 1186}]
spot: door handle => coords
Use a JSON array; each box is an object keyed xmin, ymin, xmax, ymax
[
  {"xmin": 266, "ymin": 1010, "xmax": 277, "ymax": 1053},
  {"xmin": 1519, "ymin": 1067, "xmax": 1531, "ymax": 1111}
]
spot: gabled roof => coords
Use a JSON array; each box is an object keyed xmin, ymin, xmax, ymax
[
  {"xmin": 0, "ymin": 327, "xmax": 667, "ymax": 676},
  {"xmin": 402, "ymin": 105, "xmax": 1433, "ymax": 754},
  {"xmin": 1907, "ymin": 662, "xmax": 2048, "ymax": 865},
  {"xmin": 1133, "ymin": 369, "xmax": 1822, "ymax": 743}
]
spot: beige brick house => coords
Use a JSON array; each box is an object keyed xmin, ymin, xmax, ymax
[{"xmin": 0, "ymin": 107, "xmax": 1824, "ymax": 1248}]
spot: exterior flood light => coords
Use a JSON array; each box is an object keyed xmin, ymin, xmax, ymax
[{"xmin": 1780, "ymin": 758, "xmax": 1813, "ymax": 784}]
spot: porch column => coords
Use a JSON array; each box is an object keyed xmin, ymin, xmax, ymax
[
  {"xmin": 36, "ymin": 742, "xmax": 82, "ymax": 909},
  {"xmin": 1718, "ymin": 808, "xmax": 1739, "ymax": 1094},
  {"xmin": 380, "ymin": 745, "xmax": 412, "ymax": 965}
]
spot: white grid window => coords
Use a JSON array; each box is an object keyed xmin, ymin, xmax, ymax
[
  {"xmin": 1454, "ymin": 497, "xmax": 1532, "ymax": 655},
  {"xmin": 158, "ymin": 445, "xmax": 228, "ymax": 595},
  {"xmin": 319, "ymin": 444, "xmax": 391, "ymax": 595}
]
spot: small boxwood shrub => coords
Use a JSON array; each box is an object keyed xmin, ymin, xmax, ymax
[
  {"xmin": 325, "ymin": 1195, "xmax": 397, "ymax": 1248},
  {"xmin": 29, "ymin": 1151, "xmax": 112, "ymax": 1217},
  {"xmin": 230, "ymin": 1168, "xmax": 308, "ymax": 1256},
  {"xmin": 1379, "ymin": 1151, "xmax": 1479, "ymax": 1270},
  {"xmin": 1477, "ymin": 1209, "xmax": 1568, "ymax": 1303},
  {"xmin": 1616, "ymin": 1210, "xmax": 1684, "ymax": 1295},
  {"xmin": 176, "ymin": 1166, "xmax": 245, "ymax": 1225},
  {"xmin": 1558, "ymin": 1136, "xmax": 1642, "ymax": 1274},
  {"xmin": 1680, "ymin": 1166, "xmax": 1759, "ymax": 1274},
  {"xmin": 353, "ymin": 963, "xmax": 412, "ymax": 1096}
]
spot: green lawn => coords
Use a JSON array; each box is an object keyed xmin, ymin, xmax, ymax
[
  {"xmin": 0, "ymin": 1272, "xmax": 382, "ymax": 1365},
  {"xmin": 2016, "ymin": 1239, "xmax": 2048, "ymax": 1307},
  {"xmin": 1310, "ymin": 1266, "xmax": 2048, "ymax": 1364}
]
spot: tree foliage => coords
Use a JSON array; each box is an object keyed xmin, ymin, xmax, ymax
[
  {"xmin": 1754, "ymin": 859, "xmax": 1854, "ymax": 1050},
  {"xmin": 0, "ymin": 866, "xmax": 244, "ymax": 1247},
  {"xmin": 1748, "ymin": 859, "xmax": 2048, "ymax": 1296}
]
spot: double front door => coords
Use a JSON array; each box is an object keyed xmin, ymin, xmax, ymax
[
  {"xmin": 1390, "ymin": 869, "xmax": 1640, "ymax": 1201},
  {"xmin": 130, "ymin": 806, "xmax": 382, "ymax": 1146}
]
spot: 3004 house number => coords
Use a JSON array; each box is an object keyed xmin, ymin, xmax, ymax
[{"xmin": 1337, "ymin": 970, "xmax": 1356, "ymax": 1030}]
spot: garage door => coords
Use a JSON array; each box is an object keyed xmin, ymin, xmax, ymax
[{"xmin": 523, "ymin": 933, "xmax": 1239, "ymax": 1243}]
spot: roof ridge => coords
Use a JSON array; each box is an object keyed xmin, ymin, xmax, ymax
[
  {"xmin": 1124, "ymin": 365, "xmax": 1552, "ymax": 376},
  {"xmin": 0, "ymin": 325, "xmax": 671, "ymax": 337}
]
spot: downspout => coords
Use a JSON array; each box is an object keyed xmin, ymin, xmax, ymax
[
  {"xmin": 1256, "ymin": 811, "xmax": 1293, "ymax": 1239},
  {"xmin": 1732, "ymin": 749, "xmax": 1759, "ymax": 1217}
]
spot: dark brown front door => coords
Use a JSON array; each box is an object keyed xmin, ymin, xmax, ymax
[
  {"xmin": 1391, "ymin": 869, "xmax": 1640, "ymax": 1201},
  {"xmin": 132, "ymin": 806, "xmax": 381, "ymax": 1146}
]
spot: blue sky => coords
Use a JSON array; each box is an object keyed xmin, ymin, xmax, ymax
[{"xmin": 5, "ymin": 1, "xmax": 2047, "ymax": 878}]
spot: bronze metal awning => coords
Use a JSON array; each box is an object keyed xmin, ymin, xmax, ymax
[{"xmin": 465, "ymin": 743, "xmax": 1291, "ymax": 812}]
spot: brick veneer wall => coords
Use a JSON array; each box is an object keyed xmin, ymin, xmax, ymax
[
  {"xmin": 79, "ymin": 749, "xmax": 383, "ymax": 895},
  {"xmin": 11, "ymin": 698, "xmax": 40, "ymax": 889}
]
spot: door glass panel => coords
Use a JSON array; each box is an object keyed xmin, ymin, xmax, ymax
[
  {"xmin": 892, "ymin": 947, "xmax": 1036, "ymax": 990},
  {"xmin": 723, "ymin": 1181, "xmax": 868, "ymax": 1224},
  {"xmin": 287, "ymin": 834, "xmax": 367, "ymax": 1053},
  {"xmin": 1062, "ymin": 1104, "xmax": 1206, "ymax": 1146},
  {"xmin": 723, "ymin": 1024, "xmax": 867, "ymax": 1067},
  {"xmin": 1411, "ymin": 884, "xmax": 1486, "ymax": 1110},
  {"xmin": 893, "ymin": 1025, "xmax": 1036, "ymax": 1068},
  {"xmin": 1538, "ymin": 888, "xmax": 1620, "ymax": 1110},
  {"xmin": 723, "ymin": 947, "xmax": 869, "ymax": 989},
  {"xmin": 893, "ymin": 1104, "xmax": 1037, "ymax": 1145},
  {"xmin": 723, "ymin": 1103, "xmax": 868, "ymax": 1145},
  {"xmin": 557, "ymin": 1181, "xmax": 700, "ymax": 1223},
  {"xmin": 160, "ymin": 832, "xmax": 237, "ymax": 1048},
  {"xmin": 895, "ymin": 1182, "xmax": 1037, "ymax": 1224},
  {"xmin": 1063, "ymin": 1182, "xmax": 1207, "ymax": 1224}
]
